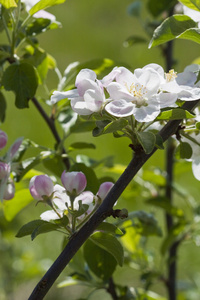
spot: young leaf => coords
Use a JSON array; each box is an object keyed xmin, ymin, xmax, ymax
[
  {"xmin": 83, "ymin": 239, "xmax": 117, "ymax": 280},
  {"xmin": 176, "ymin": 27, "xmax": 200, "ymax": 44},
  {"xmin": 31, "ymin": 222, "xmax": 60, "ymax": 240},
  {"xmin": 90, "ymin": 231, "xmax": 124, "ymax": 266},
  {"xmin": 29, "ymin": 0, "xmax": 66, "ymax": 16},
  {"xmin": 26, "ymin": 18, "xmax": 61, "ymax": 36},
  {"xmin": 136, "ymin": 131, "xmax": 156, "ymax": 154},
  {"xmin": 0, "ymin": 0, "xmax": 17, "ymax": 8},
  {"xmin": 2, "ymin": 63, "xmax": 38, "ymax": 108},
  {"xmin": 149, "ymin": 15, "xmax": 197, "ymax": 48}
]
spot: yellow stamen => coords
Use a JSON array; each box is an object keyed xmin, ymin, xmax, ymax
[{"xmin": 165, "ymin": 69, "xmax": 177, "ymax": 82}]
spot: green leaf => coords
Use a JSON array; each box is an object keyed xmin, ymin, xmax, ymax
[
  {"xmin": 0, "ymin": 91, "xmax": 6, "ymax": 122},
  {"xmin": 149, "ymin": 15, "xmax": 197, "ymax": 48},
  {"xmin": 96, "ymin": 222, "xmax": 124, "ymax": 236},
  {"xmin": 155, "ymin": 133, "xmax": 164, "ymax": 149},
  {"xmin": 26, "ymin": 18, "xmax": 61, "ymax": 36},
  {"xmin": 157, "ymin": 108, "xmax": 195, "ymax": 120},
  {"xmin": 16, "ymin": 219, "xmax": 60, "ymax": 240},
  {"xmin": 90, "ymin": 231, "xmax": 124, "ymax": 266},
  {"xmin": 147, "ymin": 0, "xmax": 177, "ymax": 17},
  {"xmin": 2, "ymin": 63, "xmax": 38, "ymax": 108},
  {"xmin": 175, "ymin": 141, "xmax": 193, "ymax": 159},
  {"xmin": 179, "ymin": 0, "xmax": 200, "ymax": 11},
  {"xmin": 70, "ymin": 163, "xmax": 99, "ymax": 193},
  {"xmin": 16, "ymin": 220, "xmax": 46, "ymax": 237},
  {"xmin": 31, "ymin": 221, "xmax": 60, "ymax": 240},
  {"xmin": 176, "ymin": 27, "xmax": 200, "ymax": 44},
  {"xmin": 68, "ymin": 142, "xmax": 96, "ymax": 151},
  {"xmin": 83, "ymin": 239, "xmax": 117, "ymax": 280},
  {"xmin": 136, "ymin": 131, "xmax": 156, "ymax": 154},
  {"xmin": 0, "ymin": 0, "xmax": 17, "ymax": 8},
  {"xmin": 93, "ymin": 119, "xmax": 128, "ymax": 137},
  {"xmin": 29, "ymin": 0, "xmax": 66, "ymax": 16},
  {"xmin": 146, "ymin": 196, "xmax": 184, "ymax": 218},
  {"xmin": 127, "ymin": 1, "xmax": 142, "ymax": 17}
]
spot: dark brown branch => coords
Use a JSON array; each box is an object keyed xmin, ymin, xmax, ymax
[
  {"xmin": 28, "ymin": 100, "xmax": 199, "ymax": 300},
  {"xmin": 31, "ymin": 97, "xmax": 70, "ymax": 170}
]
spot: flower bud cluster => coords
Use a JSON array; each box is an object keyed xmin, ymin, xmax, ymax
[
  {"xmin": 29, "ymin": 171, "xmax": 114, "ymax": 230},
  {"xmin": 0, "ymin": 130, "xmax": 23, "ymax": 201}
]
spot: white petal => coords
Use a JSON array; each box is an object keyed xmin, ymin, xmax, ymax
[
  {"xmin": 176, "ymin": 71, "xmax": 197, "ymax": 86},
  {"xmin": 134, "ymin": 99, "xmax": 160, "ymax": 122},
  {"xmin": 51, "ymin": 90, "xmax": 78, "ymax": 104},
  {"xmin": 105, "ymin": 100, "xmax": 135, "ymax": 117},
  {"xmin": 40, "ymin": 210, "xmax": 61, "ymax": 221},
  {"xmin": 84, "ymin": 89, "xmax": 105, "ymax": 112},
  {"xmin": 107, "ymin": 82, "xmax": 133, "ymax": 101},
  {"xmin": 158, "ymin": 93, "xmax": 177, "ymax": 108},
  {"xmin": 178, "ymin": 87, "xmax": 200, "ymax": 101},
  {"xmin": 75, "ymin": 69, "xmax": 96, "ymax": 87},
  {"xmin": 71, "ymin": 98, "xmax": 93, "ymax": 115}
]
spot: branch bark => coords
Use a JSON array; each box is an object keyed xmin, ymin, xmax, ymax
[{"xmin": 28, "ymin": 100, "xmax": 199, "ymax": 300}]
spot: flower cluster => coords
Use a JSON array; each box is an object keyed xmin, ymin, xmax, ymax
[
  {"xmin": 0, "ymin": 130, "xmax": 23, "ymax": 201},
  {"xmin": 51, "ymin": 63, "xmax": 200, "ymax": 123},
  {"xmin": 29, "ymin": 171, "xmax": 114, "ymax": 232}
]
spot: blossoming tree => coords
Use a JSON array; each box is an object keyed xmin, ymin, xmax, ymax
[{"xmin": 0, "ymin": 0, "xmax": 200, "ymax": 300}]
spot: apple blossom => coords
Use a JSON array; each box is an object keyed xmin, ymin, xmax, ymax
[
  {"xmin": 29, "ymin": 175, "xmax": 54, "ymax": 201},
  {"xmin": 0, "ymin": 130, "xmax": 8, "ymax": 150},
  {"xmin": 51, "ymin": 69, "xmax": 107, "ymax": 115},
  {"xmin": 61, "ymin": 171, "xmax": 87, "ymax": 196},
  {"xmin": 105, "ymin": 66, "xmax": 177, "ymax": 122}
]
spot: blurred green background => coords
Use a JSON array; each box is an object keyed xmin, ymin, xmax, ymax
[{"xmin": 1, "ymin": 0, "xmax": 200, "ymax": 299}]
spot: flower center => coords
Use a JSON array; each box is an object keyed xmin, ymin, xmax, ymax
[
  {"xmin": 126, "ymin": 82, "xmax": 147, "ymax": 106},
  {"xmin": 165, "ymin": 69, "xmax": 177, "ymax": 82}
]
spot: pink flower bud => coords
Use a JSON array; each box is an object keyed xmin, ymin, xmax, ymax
[
  {"xmin": 61, "ymin": 171, "xmax": 87, "ymax": 196},
  {"xmin": 0, "ymin": 162, "xmax": 10, "ymax": 180},
  {"xmin": 97, "ymin": 182, "xmax": 114, "ymax": 201},
  {"xmin": 3, "ymin": 179, "xmax": 15, "ymax": 200},
  {"xmin": 0, "ymin": 130, "xmax": 8, "ymax": 150},
  {"xmin": 29, "ymin": 175, "xmax": 54, "ymax": 200}
]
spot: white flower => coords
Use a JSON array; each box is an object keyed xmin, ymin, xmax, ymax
[
  {"xmin": 51, "ymin": 69, "xmax": 106, "ymax": 115},
  {"xmin": 105, "ymin": 66, "xmax": 177, "ymax": 122}
]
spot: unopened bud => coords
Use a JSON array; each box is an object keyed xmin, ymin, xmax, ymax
[{"xmin": 0, "ymin": 131, "xmax": 8, "ymax": 150}]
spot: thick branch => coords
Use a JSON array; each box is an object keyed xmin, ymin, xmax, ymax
[
  {"xmin": 28, "ymin": 100, "xmax": 199, "ymax": 300},
  {"xmin": 31, "ymin": 97, "xmax": 70, "ymax": 170}
]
